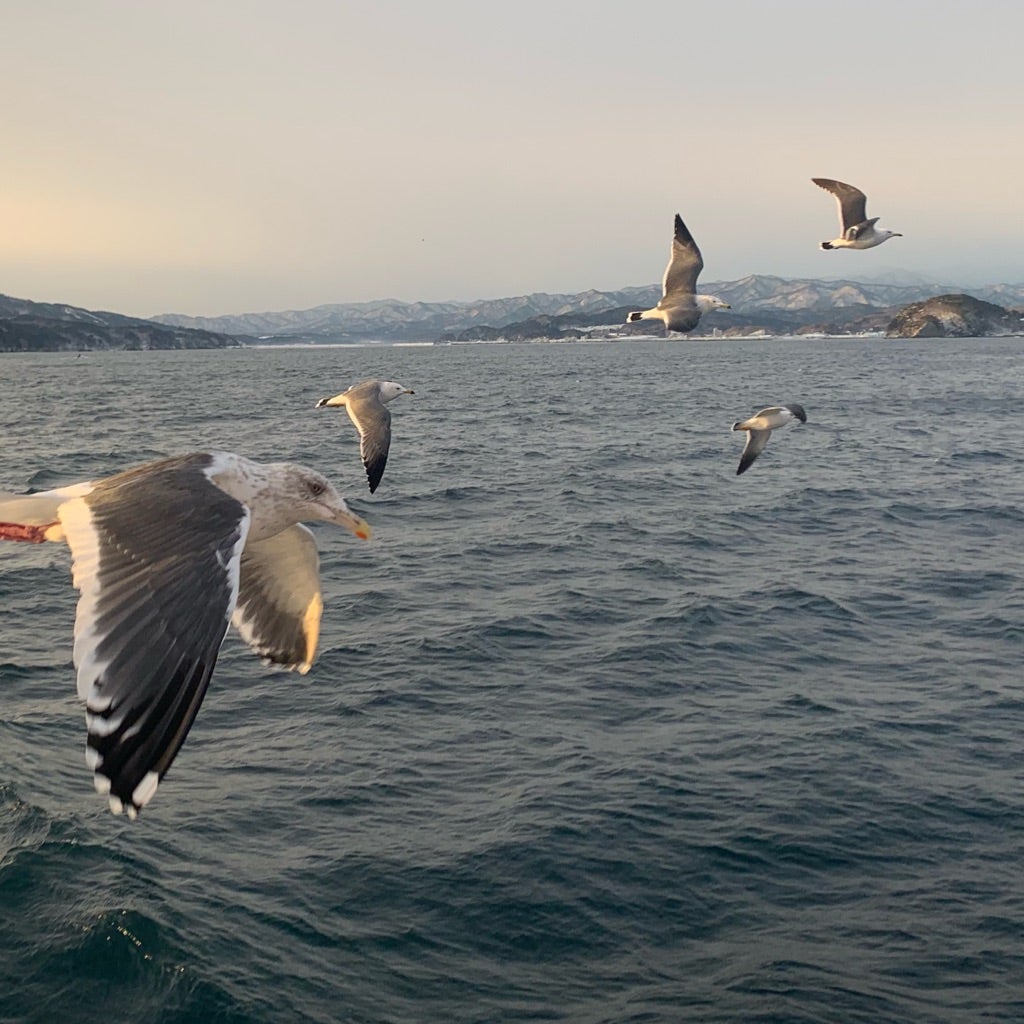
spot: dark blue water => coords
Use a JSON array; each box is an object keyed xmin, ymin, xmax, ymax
[{"xmin": 2, "ymin": 337, "xmax": 1024, "ymax": 1023}]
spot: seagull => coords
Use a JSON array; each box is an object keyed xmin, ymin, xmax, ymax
[
  {"xmin": 812, "ymin": 178, "xmax": 902, "ymax": 250},
  {"xmin": 315, "ymin": 380, "xmax": 414, "ymax": 493},
  {"xmin": 627, "ymin": 214, "xmax": 730, "ymax": 334},
  {"xmin": 732, "ymin": 404, "xmax": 807, "ymax": 475},
  {"xmin": 0, "ymin": 452, "xmax": 372, "ymax": 818}
]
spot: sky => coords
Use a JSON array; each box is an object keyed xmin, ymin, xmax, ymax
[{"xmin": 3, "ymin": 0, "xmax": 1022, "ymax": 318}]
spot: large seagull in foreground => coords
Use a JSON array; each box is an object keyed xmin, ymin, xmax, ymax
[
  {"xmin": 0, "ymin": 452, "xmax": 371, "ymax": 818},
  {"xmin": 812, "ymin": 178, "xmax": 902, "ymax": 251},
  {"xmin": 627, "ymin": 214, "xmax": 730, "ymax": 334}
]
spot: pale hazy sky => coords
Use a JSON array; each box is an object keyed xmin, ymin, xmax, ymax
[{"xmin": 3, "ymin": 1, "xmax": 1021, "ymax": 317}]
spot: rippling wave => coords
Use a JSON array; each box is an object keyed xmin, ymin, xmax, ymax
[{"xmin": 3, "ymin": 338, "xmax": 1024, "ymax": 1023}]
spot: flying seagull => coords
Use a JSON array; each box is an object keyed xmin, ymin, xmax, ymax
[
  {"xmin": 0, "ymin": 452, "xmax": 372, "ymax": 818},
  {"xmin": 732, "ymin": 404, "xmax": 807, "ymax": 475},
  {"xmin": 812, "ymin": 178, "xmax": 902, "ymax": 250},
  {"xmin": 627, "ymin": 214, "xmax": 730, "ymax": 334},
  {"xmin": 316, "ymin": 380, "xmax": 414, "ymax": 493}
]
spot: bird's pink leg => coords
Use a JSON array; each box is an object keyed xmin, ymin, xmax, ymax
[{"xmin": 0, "ymin": 521, "xmax": 56, "ymax": 543}]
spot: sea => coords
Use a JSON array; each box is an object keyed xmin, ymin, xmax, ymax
[{"xmin": 2, "ymin": 336, "xmax": 1024, "ymax": 1024}]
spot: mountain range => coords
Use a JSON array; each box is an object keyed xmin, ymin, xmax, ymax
[
  {"xmin": 0, "ymin": 294, "xmax": 242, "ymax": 353},
  {"xmin": 1, "ymin": 274, "xmax": 1022, "ymax": 352},
  {"xmin": 150, "ymin": 275, "xmax": 1024, "ymax": 343}
]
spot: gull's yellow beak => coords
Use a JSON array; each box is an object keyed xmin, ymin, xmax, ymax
[{"xmin": 337, "ymin": 509, "xmax": 372, "ymax": 541}]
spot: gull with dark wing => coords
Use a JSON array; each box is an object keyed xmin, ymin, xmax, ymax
[
  {"xmin": 732, "ymin": 404, "xmax": 807, "ymax": 475},
  {"xmin": 316, "ymin": 380, "xmax": 414, "ymax": 493},
  {"xmin": 812, "ymin": 178, "xmax": 902, "ymax": 250},
  {"xmin": 627, "ymin": 214, "xmax": 730, "ymax": 334},
  {"xmin": 0, "ymin": 452, "xmax": 371, "ymax": 817}
]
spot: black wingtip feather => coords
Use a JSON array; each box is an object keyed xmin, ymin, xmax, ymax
[
  {"xmin": 364, "ymin": 459, "xmax": 386, "ymax": 493},
  {"xmin": 673, "ymin": 214, "xmax": 695, "ymax": 246}
]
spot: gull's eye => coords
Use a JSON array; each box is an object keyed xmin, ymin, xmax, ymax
[{"xmin": 308, "ymin": 480, "xmax": 326, "ymax": 498}]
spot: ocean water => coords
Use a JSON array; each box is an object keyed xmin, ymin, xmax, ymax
[{"xmin": 2, "ymin": 336, "xmax": 1024, "ymax": 1023}]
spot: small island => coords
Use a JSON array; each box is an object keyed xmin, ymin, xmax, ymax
[{"xmin": 886, "ymin": 294, "xmax": 1023, "ymax": 339}]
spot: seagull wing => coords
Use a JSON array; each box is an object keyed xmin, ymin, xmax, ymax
[
  {"xmin": 847, "ymin": 218, "xmax": 879, "ymax": 240},
  {"xmin": 661, "ymin": 214, "xmax": 704, "ymax": 299},
  {"xmin": 812, "ymin": 178, "xmax": 868, "ymax": 233},
  {"xmin": 58, "ymin": 453, "xmax": 249, "ymax": 817},
  {"xmin": 232, "ymin": 524, "xmax": 322, "ymax": 673},
  {"xmin": 345, "ymin": 398, "xmax": 393, "ymax": 493},
  {"xmin": 665, "ymin": 306, "xmax": 703, "ymax": 333},
  {"xmin": 736, "ymin": 429, "xmax": 772, "ymax": 475}
]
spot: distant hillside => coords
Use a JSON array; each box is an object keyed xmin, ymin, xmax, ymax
[
  {"xmin": 886, "ymin": 295, "xmax": 1023, "ymax": 339},
  {"xmin": 0, "ymin": 294, "xmax": 245, "ymax": 352},
  {"xmin": 443, "ymin": 279, "xmax": 1024, "ymax": 343},
  {"xmin": 4, "ymin": 275, "xmax": 1023, "ymax": 350},
  {"xmin": 151, "ymin": 288, "xmax": 657, "ymax": 343},
  {"xmin": 441, "ymin": 305, "xmax": 899, "ymax": 343},
  {"xmin": 152, "ymin": 276, "xmax": 1024, "ymax": 343}
]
